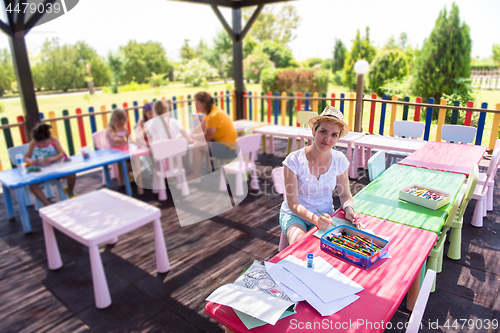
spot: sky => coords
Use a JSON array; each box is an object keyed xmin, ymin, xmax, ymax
[{"xmin": 1, "ymin": 0, "xmax": 499, "ymax": 62}]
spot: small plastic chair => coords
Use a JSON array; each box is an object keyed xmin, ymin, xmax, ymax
[
  {"xmin": 219, "ymin": 134, "xmax": 260, "ymax": 196},
  {"xmin": 477, "ymin": 139, "xmax": 500, "ymax": 211},
  {"xmin": 387, "ymin": 121, "xmax": 425, "ymax": 165},
  {"xmin": 92, "ymin": 130, "xmax": 118, "ymax": 184},
  {"xmin": 8, "ymin": 144, "xmax": 65, "ymax": 210},
  {"xmin": 367, "ymin": 151, "xmax": 386, "ymax": 181},
  {"xmin": 271, "ymin": 167, "xmax": 290, "ymax": 252},
  {"xmin": 405, "ymin": 269, "xmax": 436, "ymax": 333},
  {"xmin": 427, "ymin": 188, "xmax": 461, "ymax": 291},
  {"xmin": 447, "ymin": 165, "xmax": 479, "ymax": 260},
  {"xmin": 441, "ymin": 125, "xmax": 477, "ymax": 144},
  {"xmin": 471, "ymin": 149, "xmax": 500, "ymax": 227},
  {"xmin": 149, "ymin": 138, "xmax": 190, "ymax": 201}
]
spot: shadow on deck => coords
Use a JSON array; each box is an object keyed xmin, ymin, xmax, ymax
[{"xmin": 0, "ymin": 139, "xmax": 499, "ymax": 333}]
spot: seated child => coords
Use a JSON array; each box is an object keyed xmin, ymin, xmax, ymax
[
  {"xmin": 107, "ymin": 108, "xmax": 129, "ymax": 147},
  {"xmin": 24, "ymin": 123, "xmax": 76, "ymax": 206}
]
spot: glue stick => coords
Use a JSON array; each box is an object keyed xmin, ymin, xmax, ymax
[{"xmin": 307, "ymin": 253, "xmax": 314, "ymax": 268}]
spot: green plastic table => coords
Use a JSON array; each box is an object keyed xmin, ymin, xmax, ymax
[{"xmin": 353, "ymin": 164, "xmax": 465, "ymax": 234}]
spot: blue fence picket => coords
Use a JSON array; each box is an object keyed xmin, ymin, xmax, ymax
[
  {"xmin": 424, "ymin": 98, "xmax": 435, "ymax": 141},
  {"xmin": 475, "ymin": 102, "xmax": 488, "ymax": 145},
  {"xmin": 379, "ymin": 95, "xmax": 388, "ymax": 135}
]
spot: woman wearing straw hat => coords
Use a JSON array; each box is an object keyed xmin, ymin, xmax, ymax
[{"xmin": 280, "ymin": 106, "xmax": 358, "ymax": 245}]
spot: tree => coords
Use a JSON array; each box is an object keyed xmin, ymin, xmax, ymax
[
  {"xmin": 180, "ymin": 39, "xmax": 196, "ymax": 63},
  {"xmin": 35, "ymin": 38, "xmax": 86, "ymax": 92},
  {"xmin": 243, "ymin": 50, "xmax": 274, "ymax": 83},
  {"xmin": 200, "ymin": 30, "xmax": 233, "ymax": 82},
  {"xmin": 342, "ymin": 28, "xmax": 377, "ymax": 90},
  {"xmin": 0, "ymin": 48, "xmax": 15, "ymax": 96},
  {"xmin": 107, "ymin": 52, "xmax": 124, "ymax": 93},
  {"xmin": 176, "ymin": 59, "xmax": 218, "ymax": 87},
  {"xmin": 399, "ymin": 32, "xmax": 408, "ymax": 50},
  {"xmin": 119, "ymin": 40, "xmax": 171, "ymax": 84},
  {"xmin": 332, "ymin": 39, "xmax": 347, "ymax": 72},
  {"xmin": 368, "ymin": 49, "xmax": 409, "ymax": 95},
  {"xmin": 243, "ymin": 4, "xmax": 300, "ymax": 46},
  {"xmin": 75, "ymin": 41, "xmax": 110, "ymax": 89},
  {"xmin": 260, "ymin": 40, "xmax": 293, "ymax": 68},
  {"xmin": 412, "ymin": 3, "xmax": 472, "ymax": 101},
  {"xmin": 493, "ymin": 44, "xmax": 500, "ymax": 67}
]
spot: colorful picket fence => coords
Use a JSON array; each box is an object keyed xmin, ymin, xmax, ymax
[{"xmin": 1, "ymin": 90, "xmax": 500, "ymax": 171}]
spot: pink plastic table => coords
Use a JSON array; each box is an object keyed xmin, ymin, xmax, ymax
[
  {"xmin": 39, "ymin": 189, "xmax": 169, "ymax": 308},
  {"xmin": 253, "ymin": 125, "xmax": 310, "ymax": 154},
  {"xmin": 205, "ymin": 211, "xmax": 437, "ymax": 333},
  {"xmin": 299, "ymin": 131, "xmax": 365, "ymax": 178},
  {"xmin": 398, "ymin": 141, "xmax": 487, "ymax": 176},
  {"xmin": 353, "ymin": 135, "xmax": 427, "ymax": 176}
]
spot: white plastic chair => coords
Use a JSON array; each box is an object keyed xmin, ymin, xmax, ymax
[
  {"xmin": 92, "ymin": 130, "xmax": 118, "ymax": 184},
  {"xmin": 441, "ymin": 125, "xmax": 477, "ymax": 144},
  {"xmin": 367, "ymin": 151, "xmax": 386, "ymax": 181},
  {"xmin": 149, "ymin": 138, "xmax": 190, "ymax": 201},
  {"xmin": 405, "ymin": 269, "xmax": 436, "ymax": 333},
  {"xmin": 471, "ymin": 148, "xmax": 500, "ymax": 227},
  {"xmin": 8, "ymin": 144, "xmax": 65, "ymax": 210},
  {"xmin": 477, "ymin": 139, "xmax": 500, "ymax": 211},
  {"xmin": 388, "ymin": 121, "xmax": 425, "ymax": 165},
  {"xmin": 219, "ymin": 134, "xmax": 260, "ymax": 197},
  {"xmin": 271, "ymin": 167, "xmax": 290, "ymax": 252}
]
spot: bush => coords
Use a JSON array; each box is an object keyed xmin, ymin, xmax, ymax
[
  {"xmin": 244, "ymin": 51, "xmax": 274, "ymax": 83},
  {"xmin": 379, "ymin": 76, "xmax": 412, "ymax": 99},
  {"xmin": 260, "ymin": 69, "xmax": 329, "ymax": 94},
  {"xmin": 260, "ymin": 68, "xmax": 279, "ymax": 93},
  {"xmin": 276, "ymin": 69, "xmax": 315, "ymax": 93},
  {"xmin": 0, "ymin": 102, "xmax": 5, "ymax": 113},
  {"xmin": 368, "ymin": 49, "xmax": 408, "ymax": 96},
  {"xmin": 102, "ymin": 80, "xmax": 150, "ymax": 93},
  {"xmin": 176, "ymin": 59, "xmax": 218, "ymax": 87},
  {"xmin": 331, "ymin": 70, "xmax": 343, "ymax": 86},
  {"xmin": 314, "ymin": 69, "xmax": 330, "ymax": 93}
]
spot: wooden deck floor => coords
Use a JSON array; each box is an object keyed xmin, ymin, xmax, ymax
[{"xmin": 0, "ymin": 139, "xmax": 499, "ymax": 333}]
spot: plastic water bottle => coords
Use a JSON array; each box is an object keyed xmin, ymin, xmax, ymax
[{"xmin": 15, "ymin": 152, "xmax": 26, "ymax": 175}]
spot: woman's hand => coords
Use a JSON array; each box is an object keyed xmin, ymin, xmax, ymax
[
  {"xmin": 344, "ymin": 207, "xmax": 363, "ymax": 228},
  {"xmin": 317, "ymin": 214, "xmax": 333, "ymax": 230}
]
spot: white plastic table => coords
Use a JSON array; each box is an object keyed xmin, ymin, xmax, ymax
[
  {"xmin": 39, "ymin": 189, "xmax": 169, "ymax": 309},
  {"xmin": 353, "ymin": 135, "xmax": 427, "ymax": 177},
  {"xmin": 298, "ymin": 130, "xmax": 365, "ymax": 178}
]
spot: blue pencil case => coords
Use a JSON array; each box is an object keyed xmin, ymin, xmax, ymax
[{"xmin": 320, "ymin": 225, "xmax": 389, "ymax": 269}]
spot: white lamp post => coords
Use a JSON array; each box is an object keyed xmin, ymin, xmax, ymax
[{"xmin": 354, "ymin": 60, "xmax": 369, "ymax": 132}]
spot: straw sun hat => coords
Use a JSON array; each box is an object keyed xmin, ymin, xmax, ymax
[{"xmin": 308, "ymin": 106, "xmax": 350, "ymax": 138}]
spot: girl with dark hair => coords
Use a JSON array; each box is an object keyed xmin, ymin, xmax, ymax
[{"xmin": 24, "ymin": 123, "xmax": 76, "ymax": 206}]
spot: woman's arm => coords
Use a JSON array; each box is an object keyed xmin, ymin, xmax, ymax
[
  {"xmin": 179, "ymin": 128, "xmax": 192, "ymax": 143},
  {"xmin": 337, "ymin": 169, "xmax": 357, "ymax": 223},
  {"xmin": 284, "ymin": 165, "xmax": 333, "ymax": 230}
]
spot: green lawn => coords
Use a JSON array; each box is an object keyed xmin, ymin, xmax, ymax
[{"xmin": 1, "ymin": 82, "xmax": 499, "ymax": 170}]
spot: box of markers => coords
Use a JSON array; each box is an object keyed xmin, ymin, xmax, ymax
[
  {"xmin": 399, "ymin": 184, "xmax": 450, "ymax": 210},
  {"xmin": 320, "ymin": 226, "xmax": 389, "ymax": 269}
]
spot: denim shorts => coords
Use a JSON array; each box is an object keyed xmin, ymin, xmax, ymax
[
  {"xmin": 279, "ymin": 212, "xmax": 316, "ymax": 234},
  {"xmin": 209, "ymin": 141, "xmax": 237, "ymax": 160}
]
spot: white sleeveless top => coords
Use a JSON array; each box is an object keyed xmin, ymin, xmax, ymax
[{"xmin": 280, "ymin": 148, "xmax": 350, "ymax": 225}]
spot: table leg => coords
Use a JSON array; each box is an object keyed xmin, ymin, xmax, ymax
[
  {"xmin": 261, "ymin": 135, "xmax": 267, "ymax": 154},
  {"xmin": 132, "ymin": 157, "xmax": 144, "ymax": 195},
  {"xmin": 351, "ymin": 146, "xmax": 359, "ymax": 179},
  {"xmin": 269, "ymin": 135, "xmax": 274, "ymax": 154},
  {"xmin": 153, "ymin": 218, "xmax": 170, "ymax": 273},
  {"xmin": 89, "ymin": 245, "xmax": 112, "ymax": 309},
  {"xmin": 291, "ymin": 136, "xmax": 297, "ymax": 151},
  {"xmin": 300, "ymin": 138, "xmax": 304, "ymax": 149},
  {"xmin": 121, "ymin": 160, "xmax": 132, "ymax": 196},
  {"xmin": 103, "ymin": 165, "xmax": 112, "ymax": 188},
  {"xmin": 3, "ymin": 184, "xmax": 15, "ymax": 220},
  {"xmin": 406, "ymin": 265, "xmax": 423, "ymax": 311},
  {"xmin": 116, "ymin": 163, "xmax": 124, "ymax": 186},
  {"xmin": 364, "ymin": 147, "xmax": 371, "ymax": 169},
  {"xmin": 42, "ymin": 220, "xmax": 63, "ymax": 270},
  {"xmin": 14, "ymin": 188, "xmax": 31, "ymax": 233}
]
